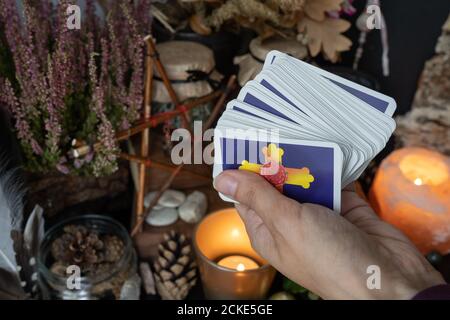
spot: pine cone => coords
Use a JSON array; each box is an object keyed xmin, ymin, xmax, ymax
[
  {"xmin": 104, "ymin": 235, "xmax": 125, "ymax": 262},
  {"xmin": 153, "ymin": 231, "xmax": 197, "ymax": 300},
  {"xmin": 50, "ymin": 225, "xmax": 123, "ymax": 275}
]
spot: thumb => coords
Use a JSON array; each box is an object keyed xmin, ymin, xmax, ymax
[{"xmin": 214, "ymin": 170, "xmax": 300, "ymax": 230}]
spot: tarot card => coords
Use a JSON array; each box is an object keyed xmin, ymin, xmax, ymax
[
  {"xmin": 213, "ymin": 131, "xmax": 343, "ymax": 212},
  {"xmin": 264, "ymin": 50, "xmax": 397, "ymax": 116}
]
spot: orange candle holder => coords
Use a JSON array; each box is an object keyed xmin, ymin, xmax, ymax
[
  {"xmin": 370, "ymin": 148, "xmax": 450, "ymax": 254},
  {"xmin": 193, "ymin": 208, "xmax": 276, "ymax": 299}
]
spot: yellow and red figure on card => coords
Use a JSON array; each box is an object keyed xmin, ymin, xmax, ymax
[{"xmin": 239, "ymin": 143, "xmax": 315, "ymax": 192}]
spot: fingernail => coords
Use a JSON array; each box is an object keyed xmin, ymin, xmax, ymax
[{"xmin": 214, "ymin": 173, "xmax": 238, "ymax": 197}]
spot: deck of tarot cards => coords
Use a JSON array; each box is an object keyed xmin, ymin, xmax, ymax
[{"xmin": 213, "ymin": 51, "xmax": 397, "ymax": 212}]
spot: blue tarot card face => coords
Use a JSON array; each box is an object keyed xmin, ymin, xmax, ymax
[
  {"xmin": 240, "ymin": 92, "xmax": 296, "ymax": 123},
  {"xmin": 219, "ymin": 137, "xmax": 340, "ymax": 211},
  {"xmin": 230, "ymin": 105, "xmax": 267, "ymax": 121},
  {"xmin": 258, "ymin": 79, "xmax": 309, "ymax": 117},
  {"xmin": 326, "ymin": 79, "xmax": 389, "ymax": 113}
]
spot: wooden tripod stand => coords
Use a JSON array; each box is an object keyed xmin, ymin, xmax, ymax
[{"xmin": 128, "ymin": 36, "xmax": 236, "ymax": 236}]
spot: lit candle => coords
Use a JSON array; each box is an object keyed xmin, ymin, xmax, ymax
[
  {"xmin": 369, "ymin": 148, "xmax": 450, "ymax": 254},
  {"xmin": 193, "ymin": 208, "xmax": 276, "ymax": 299},
  {"xmin": 399, "ymin": 152, "xmax": 448, "ymax": 186},
  {"xmin": 217, "ymin": 255, "xmax": 260, "ymax": 271}
]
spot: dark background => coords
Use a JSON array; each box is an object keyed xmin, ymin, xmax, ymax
[{"xmin": 341, "ymin": 0, "xmax": 450, "ymax": 116}]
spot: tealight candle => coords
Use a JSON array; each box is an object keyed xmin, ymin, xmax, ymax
[
  {"xmin": 217, "ymin": 255, "xmax": 260, "ymax": 271},
  {"xmin": 193, "ymin": 208, "xmax": 276, "ymax": 299},
  {"xmin": 399, "ymin": 152, "xmax": 448, "ymax": 186}
]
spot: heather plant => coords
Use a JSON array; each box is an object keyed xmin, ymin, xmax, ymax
[{"xmin": 0, "ymin": 0, "xmax": 151, "ymax": 176}]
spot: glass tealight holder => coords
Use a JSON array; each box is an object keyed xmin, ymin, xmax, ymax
[{"xmin": 193, "ymin": 208, "xmax": 276, "ymax": 299}]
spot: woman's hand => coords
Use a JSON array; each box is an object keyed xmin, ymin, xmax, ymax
[{"xmin": 214, "ymin": 170, "xmax": 444, "ymax": 299}]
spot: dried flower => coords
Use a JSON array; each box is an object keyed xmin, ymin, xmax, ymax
[
  {"xmin": 0, "ymin": 0, "xmax": 151, "ymax": 176},
  {"xmin": 0, "ymin": 78, "xmax": 42, "ymax": 155}
]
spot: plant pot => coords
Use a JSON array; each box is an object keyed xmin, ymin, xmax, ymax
[{"xmin": 24, "ymin": 162, "xmax": 129, "ymax": 217}]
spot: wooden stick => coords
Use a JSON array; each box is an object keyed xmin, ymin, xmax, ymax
[
  {"xmin": 116, "ymin": 82, "xmax": 220, "ymax": 140},
  {"xmin": 69, "ymin": 90, "xmax": 221, "ymax": 159},
  {"xmin": 134, "ymin": 35, "xmax": 155, "ymax": 233},
  {"xmin": 204, "ymin": 75, "xmax": 236, "ymax": 130},
  {"xmin": 146, "ymin": 37, "xmax": 191, "ymax": 127},
  {"xmin": 130, "ymin": 75, "xmax": 236, "ymax": 236},
  {"xmin": 131, "ymin": 164, "xmax": 183, "ymax": 236},
  {"xmin": 120, "ymin": 153, "xmax": 211, "ymax": 181}
]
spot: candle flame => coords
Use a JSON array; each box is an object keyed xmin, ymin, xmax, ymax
[
  {"xmin": 236, "ymin": 263, "xmax": 245, "ymax": 271},
  {"xmin": 399, "ymin": 154, "xmax": 448, "ymax": 186}
]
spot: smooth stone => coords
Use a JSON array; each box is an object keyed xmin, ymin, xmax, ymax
[
  {"xmin": 158, "ymin": 189, "xmax": 186, "ymax": 208},
  {"xmin": 145, "ymin": 207, "xmax": 178, "ymax": 227},
  {"xmin": 178, "ymin": 191, "xmax": 207, "ymax": 224},
  {"xmin": 144, "ymin": 191, "xmax": 163, "ymax": 210}
]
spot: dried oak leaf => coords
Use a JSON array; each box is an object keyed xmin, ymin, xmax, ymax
[
  {"xmin": 304, "ymin": 0, "xmax": 343, "ymax": 21},
  {"xmin": 298, "ymin": 16, "xmax": 351, "ymax": 62},
  {"xmin": 189, "ymin": 14, "xmax": 212, "ymax": 36}
]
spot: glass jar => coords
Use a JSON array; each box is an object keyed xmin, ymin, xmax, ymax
[{"xmin": 38, "ymin": 215, "xmax": 137, "ymax": 300}]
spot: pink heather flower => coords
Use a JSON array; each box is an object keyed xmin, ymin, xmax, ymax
[
  {"xmin": 56, "ymin": 163, "xmax": 70, "ymax": 175},
  {"xmin": 44, "ymin": 57, "xmax": 62, "ymax": 154},
  {"xmin": 107, "ymin": 14, "xmax": 129, "ymax": 121},
  {"xmin": 23, "ymin": 1, "xmax": 51, "ymax": 70},
  {"xmin": 0, "ymin": 79, "xmax": 42, "ymax": 155},
  {"xmin": 328, "ymin": 0, "xmax": 357, "ymax": 18},
  {"xmin": 135, "ymin": 0, "xmax": 152, "ymax": 35},
  {"xmin": 91, "ymin": 84, "xmax": 119, "ymax": 177},
  {"xmin": 30, "ymin": 139, "xmax": 44, "ymax": 156},
  {"xmin": 88, "ymin": 35, "xmax": 98, "ymax": 86},
  {"xmin": 89, "ymin": 52, "xmax": 118, "ymax": 170},
  {"xmin": 23, "ymin": 3, "xmax": 47, "ymax": 109},
  {"xmin": 100, "ymin": 38, "xmax": 110, "ymax": 87},
  {"xmin": 120, "ymin": 118, "xmax": 131, "ymax": 130},
  {"xmin": 121, "ymin": 2, "xmax": 145, "ymax": 123},
  {"xmin": 56, "ymin": 156, "xmax": 70, "ymax": 174},
  {"xmin": 1, "ymin": 1, "xmax": 33, "ymax": 104},
  {"xmin": 73, "ymin": 158, "xmax": 83, "ymax": 169},
  {"xmin": 98, "ymin": 120, "xmax": 118, "ymax": 162},
  {"xmin": 85, "ymin": 0, "xmax": 99, "ymax": 35},
  {"xmin": 342, "ymin": 0, "xmax": 357, "ymax": 16},
  {"xmin": 85, "ymin": 152, "xmax": 94, "ymax": 163},
  {"xmin": 0, "ymin": 0, "xmax": 151, "ymax": 175},
  {"xmin": 0, "ymin": 0, "xmax": 23, "ymax": 56}
]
